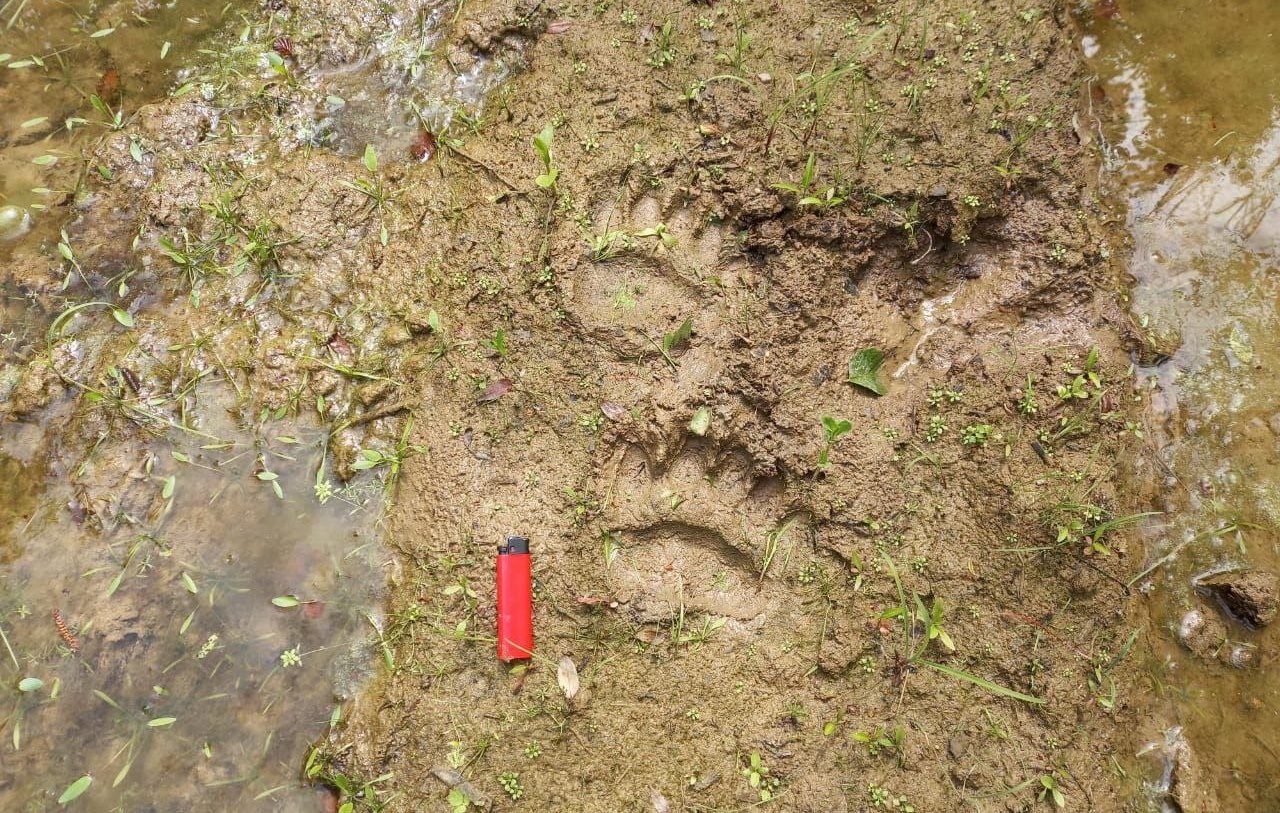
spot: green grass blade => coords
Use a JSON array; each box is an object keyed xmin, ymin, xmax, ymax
[{"xmin": 921, "ymin": 660, "xmax": 1044, "ymax": 705}]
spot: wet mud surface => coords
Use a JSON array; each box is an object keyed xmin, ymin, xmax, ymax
[{"xmin": 0, "ymin": 0, "xmax": 1178, "ymax": 810}]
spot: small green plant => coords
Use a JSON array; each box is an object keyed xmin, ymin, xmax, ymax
[
  {"xmin": 447, "ymin": 788, "xmax": 473, "ymax": 812},
  {"xmin": 1038, "ymin": 773, "xmax": 1066, "ymax": 808},
  {"xmin": 925, "ymin": 415, "xmax": 947, "ymax": 443},
  {"xmin": 339, "ymin": 144, "xmax": 394, "ymax": 245},
  {"xmin": 533, "ymin": 124, "xmax": 559, "ymax": 188},
  {"xmin": 867, "ymin": 783, "xmax": 914, "ymax": 810},
  {"xmin": 647, "ymin": 21, "xmax": 676, "ymax": 68},
  {"xmin": 633, "ymin": 223, "xmax": 678, "ymax": 249},
  {"xmin": 927, "ymin": 386, "xmax": 963, "ymax": 407},
  {"xmin": 759, "ymin": 518, "xmax": 797, "ymax": 582},
  {"xmin": 498, "ymin": 771, "xmax": 523, "ymax": 800},
  {"xmin": 740, "ymin": 752, "xmax": 780, "ymax": 802},
  {"xmin": 352, "ymin": 416, "xmax": 426, "ymax": 491},
  {"xmin": 817, "ymin": 416, "xmax": 853, "ymax": 470},
  {"xmin": 1057, "ymin": 347, "xmax": 1102, "ymax": 402},
  {"xmin": 648, "ymin": 317, "xmax": 693, "ymax": 369},
  {"xmin": 1056, "ymin": 376, "xmax": 1088, "ymax": 401},
  {"xmin": 715, "ymin": 27, "xmax": 751, "ymax": 73},
  {"xmin": 772, "ymin": 153, "xmax": 846, "ymax": 210},
  {"xmin": 881, "ymin": 554, "xmax": 1042, "ymax": 704},
  {"xmin": 1019, "ymin": 374, "xmax": 1039, "ymax": 415},
  {"xmin": 587, "ymin": 229, "xmax": 634, "ymax": 261},
  {"xmin": 303, "ymin": 748, "xmax": 394, "ymax": 812},
  {"xmin": 523, "ymin": 741, "xmax": 542, "ymax": 759},
  {"xmin": 852, "ymin": 726, "xmax": 905, "ymax": 759},
  {"xmin": 961, "ymin": 424, "xmax": 993, "ymax": 447}
]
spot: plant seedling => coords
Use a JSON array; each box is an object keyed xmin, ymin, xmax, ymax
[
  {"xmin": 740, "ymin": 752, "xmax": 780, "ymax": 802},
  {"xmin": 647, "ymin": 317, "xmax": 693, "ymax": 369},
  {"xmin": 773, "ymin": 153, "xmax": 846, "ymax": 210},
  {"xmin": 881, "ymin": 553, "xmax": 1042, "ymax": 704},
  {"xmin": 1039, "ymin": 773, "xmax": 1066, "ymax": 808},
  {"xmin": 817, "ymin": 416, "xmax": 852, "ymax": 469},
  {"xmin": 339, "ymin": 144, "xmax": 394, "ymax": 245},
  {"xmin": 533, "ymin": 124, "xmax": 558, "ymax": 188}
]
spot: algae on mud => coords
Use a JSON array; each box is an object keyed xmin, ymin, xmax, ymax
[{"xmin": 0, "ymin": 0, "xmax": 1162, "ymax": 810}]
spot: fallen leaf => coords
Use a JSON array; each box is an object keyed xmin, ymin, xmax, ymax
[
  {"xmin": 651, "ymin": 790, "xmax": 671, "ymax": 813},
  {"xmin": 547, "ymin": 19, "xmax": 573, "ymax": 34},
  {"xmin": 557, "ymin": 656, "xmax": 580, "ymax": 700},
  {"xmin": 600, "ymin": 401, "xmax": 626, "ymax": 421},
  {"xmin": 410, "ymin": 130, "xmax": 437, "ymax": 162},
  {"xmin": 326, "ymin": 333, "xmax": 353, "ymax": 358},
  {"xmin": 847, "ymin": 347, "xmax": 887, "ymax": 396},
  {"xmin": 478, "ymin": 379, "xmax": 513, "ymax": 403}
]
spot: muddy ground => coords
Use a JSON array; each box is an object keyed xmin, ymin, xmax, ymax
[{"xmin": 2, "ymin": 0, "xmax": 1162, "ymax": 810}]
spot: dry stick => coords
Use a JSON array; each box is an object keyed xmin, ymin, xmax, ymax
[{"xmin": 447, "ymin": 146, "xmax": 519, "ymax": 192}]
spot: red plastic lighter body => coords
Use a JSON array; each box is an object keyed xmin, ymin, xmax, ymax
[{"xmin": 496, "ymin": 536, "xmax": 533, "ymax": 661}]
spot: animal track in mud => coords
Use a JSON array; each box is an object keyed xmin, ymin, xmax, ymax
[
  {"xmin": 603, "ymin": 441, "xmax": 801, "ymax": 625},
  {"xmin": 568, "ymin": 191, "xmax": 732, "ymax": 353}
]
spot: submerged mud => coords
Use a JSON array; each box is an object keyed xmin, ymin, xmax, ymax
[
  {"xmin": 0, "ymin": 0, "xmax": 1164, "ymax": 810},
  {"xmin": 1085, "ymin": 0, "xmax": 1280, "ymax": 809}
]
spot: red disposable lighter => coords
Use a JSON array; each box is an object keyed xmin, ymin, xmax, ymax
[{"xmin": 496, "ymin": 535, "xmax": 533, "ymax": 661}]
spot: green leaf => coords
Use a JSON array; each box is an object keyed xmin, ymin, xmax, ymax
[
  {"xmin": 160, "ymin": 41, "xmax": 171, "ymax": 59},
  {"xmin": 821, "ymin": 416, "xmax": 852, "ymax": 442},
  {"xmin": 111, "ymin": 307, "xmax": 133, "ymax": 327},
  {"xmin": 181, "ymin": 572, "xmax": 198, "ymax": 594},
  {"xmin": 171, "ymin": 451, "xmax": 190, "ymax": 463},
  {"xmin": 180, "ymin": 609, "xmax": 195, "ymax": 634},
  {"xmin": 272, "ymin": 595, "xmax": 301, "ymax": 608},
  {"xmin": 147, "ymin": 716, "xmax": 177, "ymax": 727},
  {"xmin": 533, "ymin": 123, "xmax": 554, "ymax": 168},
  {"xmin": 113, "ymin": 758, "xmax": 133, "ymax": 787},
  {"xmin": 33, "ymin": 154, "xmax": 58, "ymax": 166},
  {"xmin": 129, "ymin": 139, "xmax": 143, "ymax": 163},
  {"xmin": 689, "ymin": 406, "xmax": 711, "ymax": 436},
  {"xmin": 89, "ymin": 27, "xmax": 115, "ymax": 38},
  {"xmin": 662, "ymin": 318, "xmax": 693, "ymax": 353},
  {"xmin": 58, "ymin": 775, "xmax": 93, "ymax": 805},
  {"xmin": 18, "ymin": 677, "xmax": 44, "ymax": 692},
  {"xmin": 535, "ymin": 169, "xmax": 559, "ymax": 188},
  {"xmin": 847, "ymin": 348, "xmax": 887, "ymax": 396},
  {"xmin": 362, "ymin": 143, "xmax": 378, "ymax": 173},
  {"xmin": 93, "ymin": 689, "xmax": 123, "ymax": 710},
  {"xmin": 20, "ymin": 116, "xmax": 47, "ymax": 129},
  {"xmin": 920, "ymin": 660, "xmax": 1043, "ymax": 704},
  {"xmin": 256, "ymin": 471, "xmax": 278, "ymax": 481},
  {"xmin": 161, "ymin": 475, "xmax": 175, "ymax": 499},
  {"xmin": 427, "ymin": 309, "xmax": 442, "ymax": 333}
]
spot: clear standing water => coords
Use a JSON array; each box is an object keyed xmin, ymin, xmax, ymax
[
  {"xmin": 0, "ymin": 1, "xmax": 392, "ymax": 810},
  {"xmin": 1083, "ymin": 1, "xmax": 1280, "ymax": 808}
]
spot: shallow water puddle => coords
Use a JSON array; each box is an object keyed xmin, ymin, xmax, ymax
[
  {"xmin": 0, "ymin": 1, "xmax": 406, "ymax": 810},
  {"xmin": 1084, "ymin": 1, "xmax": 1280, "ymax": 807}
]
